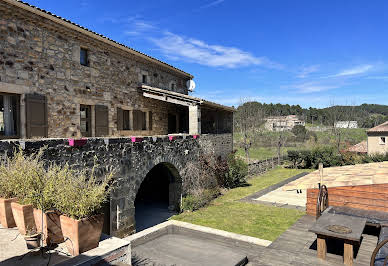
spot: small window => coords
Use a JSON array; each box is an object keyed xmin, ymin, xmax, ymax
[
  {"xmin": 380, "ymin": 137, "xmax": 386, "ymax": 145},
  {"xmin": 80, "ymin": 105, "xmax": 91, "ymax": 137},
  {"xmin": 123, "ymin": 110, "xmax": 130, "ymax": 130},
  {"xmin": 142, "ymin": 75, "xmax": 148, "ymax": 84},
  {"xmin": 0, "ymin": 94, "xmax": 19, "ymax": 138},
  {"xmin": 80, "ymin": 48, "xmax": 89, "ymax": 66},
  {"xmin": 171, "ymin": 83, "xmax": 176, "ymax": 90}
]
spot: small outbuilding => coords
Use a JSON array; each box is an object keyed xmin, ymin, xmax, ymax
[{"xmin": 367, "ymin": 121, "xmax": 388, "ymax": 155}]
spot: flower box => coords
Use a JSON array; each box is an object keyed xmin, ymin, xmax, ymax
[
  {"xmin": 11, "ymin": 202, "xmax": 36, "ymax": 235},
  {"xmin": 68, "ymin": 138, "xmax": 87, "ymax": 147},
  {"xmin": 193, "ymin": 135, "xmax": 200, "ymax": 139},
  {"xmin": 33, "ymin": 209, "xmax": 64, "ymax": 245},
  {"xmin": 168, "ymin": 136, "xmax": 177, "ymax": 141},
  {"xmin": 0, "ymin": 197, "xmax": 17, "ymax": 228},
  {"xmin": 131, "ymin": 137, "xmax": 144, "ymax": 143},
  {"xmin": 60, "ymin": 214, "xmax": 104, "ymax": 256}
]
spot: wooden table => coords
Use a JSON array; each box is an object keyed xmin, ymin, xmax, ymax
[{"xmin": 309, "ymin": 213, "xmax": 366, "ymax": 266}]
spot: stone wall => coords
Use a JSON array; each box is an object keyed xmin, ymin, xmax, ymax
[
  {"xmin": 0, "ymin": 133, "xmax": 233, "ymax": 237},
  {"xmin": 0, "ymin": 1, "xmax": 191, "ymax": 138},
  {"xmin": 199, "ymin": 133, "xmax": 233, "ymax": 159}
]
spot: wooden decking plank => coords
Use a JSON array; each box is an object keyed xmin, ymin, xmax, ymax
[{"xmin": 264, "ymin": 215, "xmax": 378, "ymax": 266}]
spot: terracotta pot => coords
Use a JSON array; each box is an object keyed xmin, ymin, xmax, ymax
[
  {"xmin": 11, "ymin": 202, "xmax": 36, "ymax": 235},
  {"xmin": 0, "ymin": 197, "xmax": 17, "ymax": 228},
  {"xmin": 24, "ymin": 233, "xmax": 41, "ymax": 249},
  {"xmin": 60, "ymin": 214, "xmax": 104, "ymax": 256},
  {"xmin": 33, "ymin": 209, "xmax": 64, "ymax": 245}
]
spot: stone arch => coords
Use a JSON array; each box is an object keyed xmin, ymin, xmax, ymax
[
  {"xmin": 133, "ymin": 159, "xmax": 183, "ymax": 232},
  {"xmin": 132, "ymin": 156, "xmax": 184, "ymax": 203}
]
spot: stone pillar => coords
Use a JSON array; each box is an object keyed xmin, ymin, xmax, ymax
[{"xmin": 189, "ymin": 105, "xmax": 201, "ymax": 135}]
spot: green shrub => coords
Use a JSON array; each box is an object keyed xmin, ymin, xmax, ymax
[
  {"xmin": 287, "ymin": 146, "xmax": 388, "ymax": 169},
  {"xmin": 0, "ymin": 149, "xmax": 46, "ymax": 205},
  {"xmin": 181, "ymin": 188, "xmax": 220, "ymax": 212},
  {"xmin": 224, "ymin": 153, "xmax": 248, "ymax": 188}
]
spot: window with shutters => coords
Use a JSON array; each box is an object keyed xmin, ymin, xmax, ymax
[
  {"xmin": 25, "ymin": 93, "xmax": 47, "ymax": 138},
  {"xmin": 80, "ymin": 105, "xmax": 91, "ymax": 137},
  {"xmin": 117, "ymin": 108, "xmax": 131, "ymax": 131},
  {"xmin": 123, "ymin": 110, "xmax": 130, "ymax": 130},
  {"xmin": 95, "ymin": 105, "xmax": 109, "ymax": 137},
  {"xmin": 0, "ymin": 93, "xmax": 19, "ymax": 138},
  {"xmin": 133, "ymin": 110, "xmax": 147, "ymax": 131}
]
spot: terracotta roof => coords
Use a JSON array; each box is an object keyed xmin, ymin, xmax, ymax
[
  {"xmin": 346, "ymin": 141, "xmax": 367, "ymax": 154},
  {"xmin": 5, "ymin": 0, "xmax": 193, "ymax": 79},
  {"xmin": 367, "ymin": 121, "xmax": 388, "ymax": 133}
]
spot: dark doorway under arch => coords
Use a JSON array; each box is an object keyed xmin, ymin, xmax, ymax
[{"xmin": 135, "ymin": 163, "xmax": 182, "ymax": 232}]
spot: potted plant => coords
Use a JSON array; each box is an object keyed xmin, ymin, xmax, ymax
[
  {"xmin": 0, "ymin": 157, "xmax": 17, "ymax": 228},
  {"xmin": 55, "ymin": 165, "xmax": 115, "ymax": 256},
  {"xmin": 32, "ymin": 163, "xmax": 64, "ymax": 245},
  {"xmin": 24, "ymin": 226, "xmax": 41, "ymax": 249},
  {"xmin": 9, "ymin": 150, "xmax": 45, "ymax": 235}
]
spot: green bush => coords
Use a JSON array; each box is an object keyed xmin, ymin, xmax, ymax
[
  {"xmin": 287, "ymin": 146, "xmax": 388, "ymax": 169},
  {"xmin": 224, "ymin": 153, "xmax": 248, "ymax": 188},
  {"xmin": 0, "ymin": 149, "xmax": 46, "ymax": 206},
  {"xmin": 181, "ymin": 188, "xmax": 220, "ymax": 212}
]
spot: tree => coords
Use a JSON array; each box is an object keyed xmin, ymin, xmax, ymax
[
  {"xmin": 235, "ymin": 98, "xmax": 265, "ymax": 164},
  {"xmin": 292, "ymin": 125, "xmax": 307, "ymax": 142}
]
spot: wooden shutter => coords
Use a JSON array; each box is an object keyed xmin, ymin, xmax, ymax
[
  {"xmin": 95, "ymin": 105, "xmax": 109, "ymax": 137},
  {"xmin": 117, "ymin": 107, "xmax": 123, "ymax": 131},
  {"xmin": 132, "ymin": 110, "xmax": 140, "ymax": 131},
  {"xmin": 25, "ymin": 93, "xmax": 48, "ymax": 138},
  {"xmin": 149, "ymin": 111, "xmax": 153, "ymax": 131}
]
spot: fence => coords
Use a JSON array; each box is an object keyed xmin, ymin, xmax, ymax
[{"xmin": 248, "ymin": 155, "xmax": 287, "ymax": 176}]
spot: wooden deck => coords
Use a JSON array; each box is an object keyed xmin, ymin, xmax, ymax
[{"xmin": 247, "ymin": 215, "xmax": 378, "ymax": 265}]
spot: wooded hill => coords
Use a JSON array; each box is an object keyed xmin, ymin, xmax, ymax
[{"xmin": 236, "ymin": 102, "xmax": 388, "ymax": 128}]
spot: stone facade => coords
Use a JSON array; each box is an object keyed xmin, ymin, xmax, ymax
[
  {"xmin": 0, "ymin": 133, "xmax": 233, "ymax": 237},
  {"xmin": 0, "ymin": 0, "xmax": 206, "ymax": 139}
]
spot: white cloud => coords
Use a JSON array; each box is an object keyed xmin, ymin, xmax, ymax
[
  {"xmin": 332, "ymin": 64, "xmax": 373, "ymax": 77},
  {"xmin": 124, "ymin": 21, "xmax": 156, "ymax": 36},
  {"xmin": 201, "ymin": 0, "xmax": 225, "ymax": 9},
  {"xmin": 150, "ymin": 32, "xmax": 279, "ymax": 68},
  {"xmin": 287, "ymin": 81, "xmax": 339, "ymax": 93},
  {"xmin": 297, "ymin": 65, "xmax": 320, "ymax": 78}
]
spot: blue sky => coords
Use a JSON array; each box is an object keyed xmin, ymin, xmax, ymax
[{"xmin": 25, "ymin": 0, "xmax": 388, "ymax": 108}]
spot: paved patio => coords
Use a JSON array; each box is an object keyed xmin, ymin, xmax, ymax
[
  {"xmin": 254, "ymin": 187, "xmax": 306, "ymax": 209},
  {"xmin": 284, "ymin": 161, "xmax": 388, "ymax": 190},
  {"xmin": 0, "ymin": 225, "xmax": 71, "ymax": 266}
]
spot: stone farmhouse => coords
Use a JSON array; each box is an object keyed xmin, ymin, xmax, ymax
[
  {"xmin": 0, "ymin": 0, "xmax": 233, "ymax": 139},
  {"xmin": 0, "ymin": 0, "xmax": 234, "ymax": 237},
  {"xmin": 264, "ymin": 115, "xmax": 305, "ymax": 131},
  {"xmin": 367, "ymin": 121, "xmax": 388, "ymax": 155}
]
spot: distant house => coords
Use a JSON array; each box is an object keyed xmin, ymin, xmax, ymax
[
  {"xmin": 345, "ymin": 141, "xmax": 367, "ymax": 154},
  {"xmin": 367, "ymin": 121, "xmax": 388, "ymax": 155},
  {"xmin": 334, "ymin": 121, "xmax": 358, "ymax": 129},
  {"xmin": 265, "ymin": 115, "xmax": 305, "ymax": 131}
]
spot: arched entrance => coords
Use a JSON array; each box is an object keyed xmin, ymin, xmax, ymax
[{"xmin": 135, "ymin": 162, "xmax": 182, "ymax": 232}]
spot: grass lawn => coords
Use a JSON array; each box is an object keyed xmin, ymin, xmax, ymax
[
  {"xmin": 172, "ymin": 167, "xmax": 312, "ymax": 241},
  {"xmin": 235, "ymin": 146, "xmax": 298, "ymax": 161}
]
